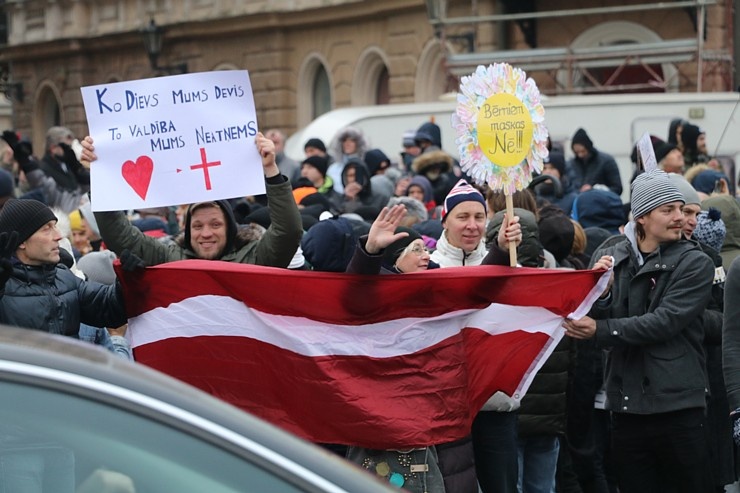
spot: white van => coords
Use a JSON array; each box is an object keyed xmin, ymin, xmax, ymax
[{"xmin": 285, "ymin": 92, "xmax": 740, "ymax": 200}]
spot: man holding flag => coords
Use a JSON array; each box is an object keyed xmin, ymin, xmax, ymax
[{"xmin": 564, "ymin": 169, "xmax": 715, "ymax": 493}]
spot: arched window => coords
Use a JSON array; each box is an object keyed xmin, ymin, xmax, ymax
[
  {"xmin": 352, "ymin": 47, "xmax": 390, "ymax": 105},
  {"xmin": 415, "ymin": 39, "xmax": 450, "ymax": 102},
  {"xmin": 559, "ymin": 21, "xmax": 678, "ymax": 94},
  {"xmin": 312, "ymin": 66, "xmax": 331, "ymax": 119},
  {"xmin": 297, "ymin": 55, "xmax": 333, "ymax": 127},
  {"xmin": 32, "ymin": 83, "xmax": 62, "ymax": 156}
]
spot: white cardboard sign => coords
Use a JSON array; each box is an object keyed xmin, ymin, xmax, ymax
[
  {"xmin": 81, "ymin": 70, "xmax": 264, "ymax": 211},
  {"xmin": 636, "ymin": 131, "xmax": 658, "ymax": 172}
]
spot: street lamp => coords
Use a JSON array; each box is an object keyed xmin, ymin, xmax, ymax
[
  {"xmin": 0, "ymin": 63, "xmax": 23, "ymax": 103},
  {"xmin": 141, "ymin": 19, "xmax": 187, "ymax": 75}
]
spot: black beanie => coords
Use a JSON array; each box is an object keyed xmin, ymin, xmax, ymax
[
  {"xmin": 304, "ymin": 138, "xmax": 327, "ymax": 153},
  {"xmin": 382, "ymin": 227, "xmax": 423, "ymax": 268},
  {"xmin": 571, "ymin": 128, "xmax": 593, "ymax": 152},
  {"xmin": 302, "ymin": 155, "xmax": 329, "ymax": 177},
  {"xmin": 544, "ymin": 151, "xmax": 566, "ymax": 177},
  {"xmin": 0, "ymin": 198, "xmax": 58, "ymax": 251}
]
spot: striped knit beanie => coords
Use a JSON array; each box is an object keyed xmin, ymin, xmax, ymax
[
  {"xmin": 630, "ymin": 170, "xmax": 685, "ymax": 219},
  {"xmin": 442, "ymin": 179, "xmax": 487, "ymax": 220}
]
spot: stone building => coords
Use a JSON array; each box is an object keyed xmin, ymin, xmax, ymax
[{"xmin": 0, "ymin": 0, "xmax": 735, "ymax": 155}]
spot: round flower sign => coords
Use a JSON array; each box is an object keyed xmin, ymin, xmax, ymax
[{"xmin": 452, "ymin": 63, "xmax": 548, "ymax": 195}]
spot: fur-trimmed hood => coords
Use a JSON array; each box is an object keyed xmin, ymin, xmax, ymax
[{"xmin": 411, "ymin": 150, "xmax": 453, "ymax": 175}]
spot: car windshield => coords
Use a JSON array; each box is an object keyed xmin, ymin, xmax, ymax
[{"xmin": 0, "ymin": 380, "xmax": 305, "ymax": 493}]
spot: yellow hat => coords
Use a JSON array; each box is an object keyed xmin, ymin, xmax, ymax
[{"xmin": 68, "ymin": 209, "xmax": 84, "ymax": 231}]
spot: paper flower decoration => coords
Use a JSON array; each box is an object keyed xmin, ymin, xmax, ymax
[{"xmin": 452, "ymin": 63, "xmax": 548, "ymax": 195}]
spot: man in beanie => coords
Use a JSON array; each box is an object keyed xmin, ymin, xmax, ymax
[
  {"xmin": 566, "ymin": 127, "xmax": 623, "ymax": 196},
  {"xmin": 0, "ymin": 198, "xmax": 126, "ymax": 337},
  {"xmin": 564, "ymin": 169, "xmax": 715, "ymax": 492},
  {"xmin": 84, "ymin": 133, "xmax": 302, "ymax": 267},
  {"xmin": 304, "ymin": 137, "xmax": 328, "ymax": 159},
  {"xmin": 429, "ymin": 178, "xmax": 523, "ymax": 493},
  {"xmin": 299, "ymin": 155, "xmax": 337, "ymax": 197},
  {"xmin": 668, "ymin": 173, "xmax": 735, "ymax": 490}
]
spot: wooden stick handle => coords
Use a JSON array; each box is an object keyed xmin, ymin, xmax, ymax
[{"xmin": 506, "ymin": 194, "xmax": 517, "ymax": 267}]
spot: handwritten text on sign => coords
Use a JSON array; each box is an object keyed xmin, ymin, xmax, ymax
[
  {"xmin": 476, "ymin": 92, "xmax": 533, "ymax": 168},
  {"xmin": 81, "ymin": 70, "xmax": 264, "ymax": 211}
]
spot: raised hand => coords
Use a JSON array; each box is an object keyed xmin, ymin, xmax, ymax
[{"xmin": 365, "ymin": 205, "xmax": 408, "ymax": 255}]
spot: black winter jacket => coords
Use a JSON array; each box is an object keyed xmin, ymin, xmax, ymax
[{"xmin": 0, "ymin": 261, "xmax": 126, "ymax": 337}]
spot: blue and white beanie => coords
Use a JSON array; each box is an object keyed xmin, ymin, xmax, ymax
[{"xmin": 694, "ymin": 208, "xmax": 726, "ymax": 252}]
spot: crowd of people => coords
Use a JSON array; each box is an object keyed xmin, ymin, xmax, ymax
[{"xmin": 0, "ymin": 115, "xmax": 739, "ymax": 493}]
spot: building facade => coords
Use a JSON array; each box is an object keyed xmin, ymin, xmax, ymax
[{"xmin": 0, "ymin": 0, "xmax": 734, "ymax": 155}]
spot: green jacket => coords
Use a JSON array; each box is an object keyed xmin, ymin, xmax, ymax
[{"xmin": 94, "ymin": 177, "xmax": 302, "ymax": 268}]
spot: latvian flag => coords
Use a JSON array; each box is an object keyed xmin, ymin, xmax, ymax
[{"xmin": 119, "ymin": 260, "xmax": 608, "ymax": 449}]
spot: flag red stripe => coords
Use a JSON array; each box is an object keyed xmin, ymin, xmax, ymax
[
  {"xmin": 118, "ymin": 261, "xmax": 604, "ymax": 324},
  {"xmin": 133, "ymin": 328, "xmax": 550, "ymax": 449}
]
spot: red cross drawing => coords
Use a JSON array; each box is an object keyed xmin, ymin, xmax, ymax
[{"xmin": 190, "ymin": 147, "xmax": 221, "ymax": 190}]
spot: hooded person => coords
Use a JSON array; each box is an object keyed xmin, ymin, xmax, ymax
[
  {"xmin": 571, "ymin": 188, "xmax": 626, "ymax": 235},
  {"xmin": 681, "ymin": 123, "xmax": 710, "ymax": 167},
  {"xmin": 88, "ymin": 133, "xmax": 303, "ymax": 268},
  {"xmin": 0, "ymin": 198, "xmax": 126, "ymax": 337},
  {"xmin": 566, "ymin": 128, "xmax": 623, "ymax": 196},
  {"xmin": 414, "ymin": 121, "xmax": 442, "ymax": 153},
  {"xmin": 702, "ymin": 194, "xmax": 740, "ymax": 268},
  {"xmin": 364, "ymin": 149, "xmax": 391, "ymax": 176},
  {"xmin": 328, "ymin": 126, "xmax": 369, "ymax": 194},
  {"xmin": 411, "ymin": 151, "xmax": 455, "ymax": 206},
  {"xmin": 332, "ymin": 159, "xmax": 385, "ymax": 214}
]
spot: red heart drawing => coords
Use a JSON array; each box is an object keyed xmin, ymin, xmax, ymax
[{"xmin": 121, "ymin": 156, "xmax": 154, "ymax": 200}]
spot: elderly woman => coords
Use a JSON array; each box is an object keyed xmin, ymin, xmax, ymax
[{"xmin": 345, "ymin": 203, "xmax": 521, "ymax": 493}]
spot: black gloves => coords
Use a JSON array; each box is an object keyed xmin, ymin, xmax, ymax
[
  {"xmin": 2, "ymin": 130, "xmax": 31, "ymax": 170},
  {"xmin": 58, "ymin": 142, "xmax": 90, "ymax": 185},
  {"xmin": 119, "ymin": 249, "xmax": 146, "ymax": 272},
  {"xmin": 58, "ymin": 142, "xmax": 82, "ymax": 171},
  {"xmin": 0, "ymin": 231, "xmax": 18, "ymax": 290}
]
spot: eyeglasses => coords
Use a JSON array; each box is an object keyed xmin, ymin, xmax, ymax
[{"xmin": 406, "ymin": 244, "xmax": 430, "ymax": 257}]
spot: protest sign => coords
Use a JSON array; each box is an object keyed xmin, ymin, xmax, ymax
[
  {"xmin": 81, "ymin": 71, "xmax": 263, "ymax": 211},
  {"xmin": 452, "ymin": 63, "xmax": 549, "ymax": 265},
  {"xmin": 636, "ymin": 131, "xmax": 658, "ymax": 172}
]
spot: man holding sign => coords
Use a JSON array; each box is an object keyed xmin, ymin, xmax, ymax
[
  {"xmin": 78, "ymin": 71, "xmax": 302, "ymax": 267},
  {"xmin": 82, "ymin": 133, "xmax": 302, "ymax": 267}
]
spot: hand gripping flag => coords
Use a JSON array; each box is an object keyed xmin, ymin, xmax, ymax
[{"xmin": 118, "ymin": 260, "xmax": 609, "ymax": 449}]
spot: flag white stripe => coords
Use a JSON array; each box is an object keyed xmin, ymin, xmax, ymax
[{"xmin": 129, "ymin": 294, "xmax": 563, "ymax": 359}]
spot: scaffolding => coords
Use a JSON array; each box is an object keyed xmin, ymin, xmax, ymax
[{"xmin": 427, "ymin": 0, "xmax": 732, "ymax": 94}]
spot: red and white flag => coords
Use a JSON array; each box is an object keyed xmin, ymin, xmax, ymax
[{"xmin": 119, "ymin": 261, "xmax": 608, "ymax": 449}]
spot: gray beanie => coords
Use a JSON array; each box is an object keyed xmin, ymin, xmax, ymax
[
  {"xmin": 631, "ymin": 170, "xmax": 685, "ymax": 219},
  {"xmin": 77, "ymin": 250, "xmax": 118, "ymax": 285},
  {"xmin": 667, "ymin": 173, "xmax": 701, "ymax": 206}
]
